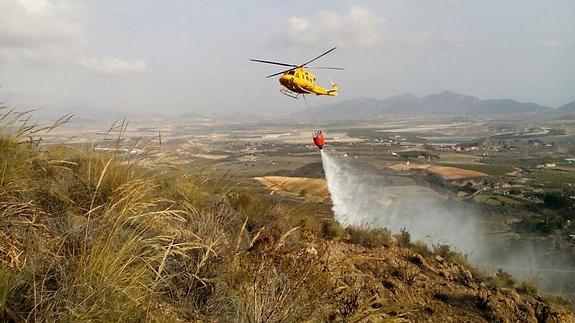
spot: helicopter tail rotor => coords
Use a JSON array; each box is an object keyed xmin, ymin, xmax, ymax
[{"xmin": 328, "ymin": 78, "xmax": 338, "ymax": 96}]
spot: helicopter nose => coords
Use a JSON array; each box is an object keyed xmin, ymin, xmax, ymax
[{"xmin": 279, "ymin": 75, "xmax": 292, "ymax": 86}]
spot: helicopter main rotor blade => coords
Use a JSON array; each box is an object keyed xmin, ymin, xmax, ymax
[
  {"xmin": 299, "ymin": 47, "xmax": 337, "ymax": 67},
  {"xmin": 255, "ymin": 47, "xmax": 339, "ymax": 78},
  {"xmin": 265, "ymin": 66, "xmax": 343, "ymax": 78},
  {"xmin": 266, "ymin": 67, "xmax": 297, "ymax": 78},
  {"xmin": 250, "ymin": 59, "xmax": 297, "ymax": 67},
  {"xmin": 306, "ymin": 66, "xmax": 344, "ymax": 70}
]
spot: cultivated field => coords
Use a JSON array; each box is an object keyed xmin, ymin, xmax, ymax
[
  {"xmin": 389, "ymin": 163, "xmax": 489, "ymax": 180},
  {"xmin": 254, "ymin": 176, "xmax": 329, "ymax": 202}
]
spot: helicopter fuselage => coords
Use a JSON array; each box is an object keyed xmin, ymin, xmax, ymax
[{"xmin": 279, "ymin": 67, "xmax": 337, "ymax": 96}]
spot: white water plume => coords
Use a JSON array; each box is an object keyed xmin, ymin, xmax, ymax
[{"xmin": 321, "ymin": 149, "xmax": 483, "ymax": 255}]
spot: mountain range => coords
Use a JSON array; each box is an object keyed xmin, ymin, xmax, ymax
[
  {"xmin": 289, "ymin": 91, "xmax": 554, "ymax": 121},
  {"xmin": 558, "ymin": 100, "xmax": 575, "ymax": 113}
]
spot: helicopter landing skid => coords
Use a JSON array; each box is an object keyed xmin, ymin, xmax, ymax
[{"xmin": 280, "ymin": 88, "xmax": 302, "ymax": 99}]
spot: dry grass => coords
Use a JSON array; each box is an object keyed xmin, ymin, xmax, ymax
[{"xmin": 0, "ymin": 110, "xmax": 400, "ymax": 322}]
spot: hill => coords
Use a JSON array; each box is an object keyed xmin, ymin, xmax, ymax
[
  {"xmin": 558, "ymin": 100, "xmax": 575, "ymax": 113},
  {"xmin": 0, "ymin": 110, "xmax": 572, "ymax": 321},
  {"xmin": 290, "ymin": 91, "xmax": 550, "ymax": 121}
]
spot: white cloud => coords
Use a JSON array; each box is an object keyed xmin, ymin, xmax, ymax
[
  {"xmin": 274, "ymin": 6, "xmax": 384, "ymax": 48},
  {"xmin": 79, "ymin": 56, "xmax": 148, "ymax": 75},
  {"xmin": 0, "ymin": 0, "xmax": 146, "ymax": 75},
  {"xmin": 0, "ymin": 0, "xmax": 85, "ymax": 49}
]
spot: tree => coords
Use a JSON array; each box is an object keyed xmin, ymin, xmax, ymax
[{"xmin": 543, "ymin": 193, "xmax": 569, "ymax": 210}]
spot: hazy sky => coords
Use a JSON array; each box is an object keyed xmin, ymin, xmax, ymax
[{"xmin": 1, "ymin": 0, "xmax": 574, "ymax": 116}]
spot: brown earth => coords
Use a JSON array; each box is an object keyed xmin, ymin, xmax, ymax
[
  {"xmin": 254, "ymin": 176, "xmax": 445, "ymax": 206},
  {"xmin": 390, "ymin": 163, "xmax": 488, "ymax": 180},
  {"xmin": 254, "ymin": 176, "xmax": 329, "ymax": 202},
  {"xmin": 334, "ymin": 243, "xmax": 572, "ymax": 322}
]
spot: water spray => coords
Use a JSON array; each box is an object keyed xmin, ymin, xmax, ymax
[{"xmin": 320, "ymin": 149, "xmax": 482, "ymax": 251}]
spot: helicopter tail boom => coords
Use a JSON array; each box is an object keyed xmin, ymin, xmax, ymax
[{"xmin": 325, "ymin": 81, "xmax": 338, "ymax": 96}]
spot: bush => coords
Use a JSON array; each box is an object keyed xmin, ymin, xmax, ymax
[
  {"xmin": 396, "ymin": 228, "xmax": 411, "ymax": 247},
  {"xmin": 433, "ymin": 244, "xmax": 452, "ymax": 259},
  {"xmin": 517, "ymin": 280, "xmax": 538, "ymax": 295},
  {"xmin": 322, "ymin": 220, "xmax": 345, "ymax": 239},
  {"xmin": 346, "ymin": 227, "xmax": 392, "ymax": 248},
  {"xmin": 490, "ymin": 268, "xmax": 515, "ymax": 289},
  {"xmin": 432, "ymin": 244, "xmax": 470, "ymax": 268},
  {"xmin": 290, "ymin": 210, "xmax": 323, "ymax": 235},
  {"xmin": 543, "ymin": 193, "xmax": 570, "ymax": 210},
  {"xmin": 410, "ymin": 241, "xmax": 432, "ymax": 257}
]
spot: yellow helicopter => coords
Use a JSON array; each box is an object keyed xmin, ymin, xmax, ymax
[{"xmin": 250, "ymin": 47, "xmax": 342, "ymax": 99}]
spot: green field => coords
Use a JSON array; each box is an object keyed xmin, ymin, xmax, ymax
[
  {"xmin": 473, "ymin": 193, "xmax": 525, "ymax": 206},
  {"xmin": 438, "ymin": 152, "xmax": 482, "ymax": 164},
  {"xmin": 530, "ymin": 169, "xmax": 575, "ymax": 184}
]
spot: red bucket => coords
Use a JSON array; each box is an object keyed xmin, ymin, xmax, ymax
[{"xmin": 313, "ymin": 131, "xmax": 325, "ymax": 149}]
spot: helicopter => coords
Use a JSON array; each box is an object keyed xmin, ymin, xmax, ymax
[{"xmin": 250, "ymin": 47, "xmax": 343, "ymax": 99}]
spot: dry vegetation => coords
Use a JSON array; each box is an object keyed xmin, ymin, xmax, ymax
[{"xmin": 0, "ymin": 110, "xmax": 572, "ymax": 322}]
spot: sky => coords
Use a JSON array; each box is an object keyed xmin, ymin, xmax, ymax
[{"xmin": 0, "ymin": 0, "xmax": 574, "ymax": 117}]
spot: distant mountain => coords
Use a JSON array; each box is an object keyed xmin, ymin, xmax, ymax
[
  {"xmin": 289, "ymin": 91, "xmax": 550, "ymax": 121},
  {"xmin": 177, "ymin": 112, "xmax": 201, "ymax": 119},
  {"xmin": 557, "ymin": 100, "xmax": 575, "ymax": 112}
]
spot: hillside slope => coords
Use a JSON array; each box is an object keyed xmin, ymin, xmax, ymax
[
  {"xmin": 558, "ymin": 100, "xmax": 575, "ymax": 113},
  {"xmin": 0, "ymin": 112, "xmax": 572, "ymax": 322}
]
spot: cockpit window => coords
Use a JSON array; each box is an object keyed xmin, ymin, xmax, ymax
[{"xmin": 287, "ymin": 70, "xmax": 295, "ymax": 75}]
